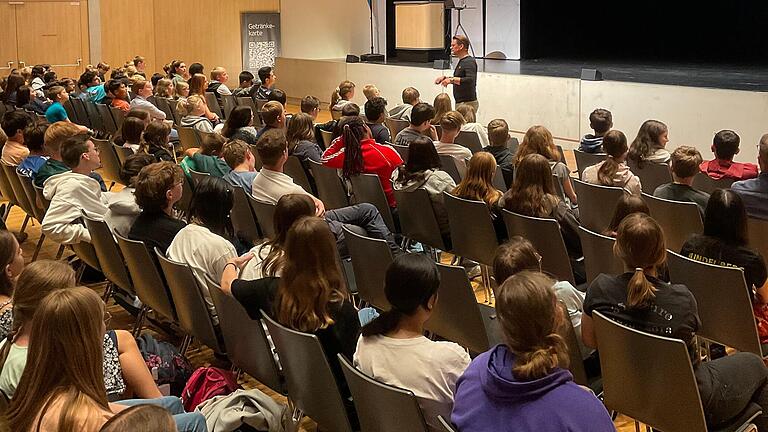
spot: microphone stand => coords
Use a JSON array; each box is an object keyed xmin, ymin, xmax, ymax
[{"xmin": 361, "ymin": 0, "xmax": 385, "ymax": 62}]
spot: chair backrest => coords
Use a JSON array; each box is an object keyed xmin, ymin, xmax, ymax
[
  {"xmin": 748, "ymin": 218, "xmax": 768, "ymax": 264},
  {"xmin": 320, "ymin": 129, "xmax": 334, "ymax": 149},
  {"xmin": 221, "ymin": 95, "xmax": 238, "ymax": 119},
  {"xmin": 155, "ymin": 249, "xmax": 224, "ymax": 354},
  {"xmin": 454, "ymin": 130, "xmax": 483, "ymax": 153},
  {"xmin": 33, "ymin": 182, "xmax": 51, "ymax": 211},
  {"xmin": 0, "ymin": 164, "xmax": 30, "ymax": 215},
  {"xmin": 178, "ymin": 127, "xmax": 200, "ymax": 151},
  {"xmin": 349, "ymin": 173, "xmax": 396, "ymax": 232},
  {"xmin": 391, "ymin": 143, "xmax": 409, "ymax": 162},
  {"xmin": 230, "ymin": 186, "xmax": 261, "ymax": 244},
  {"xmin": 592, "ymin": 311, "xmax": 708, "ymax": 432},
  {"xmin": 83, "ymin": 215, "xmax": 133, "ymax": 295},
  {"xmin": 692, "ymin": 173, "xmax": 735, "ymax": 194},
  {"xmin": 154, "ymin": 97, "xmax": 175, "ymax": 123},
  {"xmin": 168, "ymin": 99, "xmax": 182, "ymax": 126},
  {"xmin": 394, "ymin": 189, "xmax": 448, "ymax": 251},
  {"xmin": 642, "ymin": 193, "xmax": 703, "ymax": 251},
  {"xmin": 577, "ymin": 226, "xmax": 623, "ymax": 283},
  {"xmin": 385, "ymin": 117, "xmax": 410, "ymax": 139},
  {"xmin": 573, "ymin": 150, "xmax": 607, "ymax": 174},
  {"xmin": 109, "ymin": 106, "xmax": 126, "ymax": 130},
  {"xmin": 93, "ymin": 138, "xmax": 123, "ymax": 186},
  {"xmin": 572, "ymin": 178, "xmax": 627, "ymax": 232},
  {"xmin": 308, "ymin": 160, "xmax": 349, "ymax": 210},
  {"xmin": 425, "ymin": 263, "xmax": 500, "ymax": 353},
  {"xmin": 204, "ymin": 92, "xmax": 223, "ymax": 118},
  {"xmin": 17, "ymin": 172, "xmax": 45, "ymax": 221},
  {"xmin": 262, "ymin": 313, "xmax": 354, "ymax": 432},
  {"xmin": 338, "ymin": 354, "xmax": 429, "ymax": 432},
  {"xmin": 343, "ymin": 226, "xmax": 393, "ymax": 309},
  {"xmin": 175, "ymin": 177, "xmax": 194, "ymax": 217},
  {"xmin": 284, "ymin": 155, "xmax": 313, "ymax": 194},
  {"xmin": 83, "ymin": 101, "xmax": 105, "ymax": 133},
  {"xmin": 114, "ymin": 232, "xmax": 176, "ymax": 321},
  {"xmin": 502, "ymin": 209, "xmax": 575, "ymax": 284},
  {"xmin": 112, "ymin": 143, "xmax": 132, "ymax": 166},
  {"xmin": 187, "ymin": 169, "xmax": 210, "ymax": 188},
  {"xmin": 0, "ymin": 164, "xmax": 19, "ymax": 207},
  {"xmin": 437, "ymin": 415, "xmax": 457, "ymax": 432},
  {"xmin": 70, "ymin": 98, "xmax": 91, "ymax": 128},
  {"xmin": 63, "ymin": 100, "xmax": 76, "ymax": 123},
  {"xmin": 628, "ymin": 160, "xmax": 672, "ymax": 194},
  {"xmin": 559, "ymin": 302, "xmax": 589, "ymax": 386},
  {"xmin": 247, "ymin": 194, "xmax": 276, "ymax": 238},
  {"xmin": 443, "ymin": 192, "xmax": 499, "ymax": 266},
  {"xmin": 72, "ymin": 241, "xmax": 102, "ymax": 272},
  {"xmin": 206, "ymin": 276, "xmax": 284, "ymax": 394},
  {"xmin": 667, "ymin": 251, "xmax": 761, "ymax": 356},
  {"xmin": 492, "ymin": 165, "xmax": 507, "ymax": 191},
  {"xmin": 438, "ymin": 154, "xmax": 462, "ymax": 184},
  {"xmin": 96, "ymin": 104, "xmax": 118, "ymax": 135}
]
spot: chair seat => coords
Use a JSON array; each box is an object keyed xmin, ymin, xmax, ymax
[{"xmin": 711, "ymin": 402, "xmax": 761, "ymax": 432}]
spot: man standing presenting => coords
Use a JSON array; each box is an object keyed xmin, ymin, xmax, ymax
[{"xmin": 435, "ymin": 35, "xmax": 479, "ymax": 113}]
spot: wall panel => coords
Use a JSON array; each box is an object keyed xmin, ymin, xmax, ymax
[{"xmin": 100, "ymin": 0, "xmax": 156, "ymax": 74}]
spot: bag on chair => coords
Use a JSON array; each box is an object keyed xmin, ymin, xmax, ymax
[
  {"xmin": 181, "ymin": 366, "xmax": 241, "ymax": 412},
  {"xmin": 136, "ymin": 333, "xmax": 194, "ymax": 396}
]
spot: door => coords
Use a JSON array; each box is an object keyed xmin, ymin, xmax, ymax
[{"xmin": 0, "ymin": 3, "xmax": 18, "ymax": 73}]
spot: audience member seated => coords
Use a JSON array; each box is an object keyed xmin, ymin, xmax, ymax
[
  {"xmin": 330, "ymin": 103, "xmax": 361, "ymax": 141},
  {"xmin": 701, "ymin": 129, "xmax": 758, "ymax": 181},
  {"xmin": 188, "ymin": 63, "xmax": 204, "ymax": 77},
  {"xmin": 168, "ymin": 60, "xmax": 188, "ymax": 84},
  {"xmin": 1, "ymin": 111, "xmax": 32, "ymax": 166},
  {"xmin": 389, "ymin": 87, "xmax": 421, "ymax": 122},
  {"xmin": 100, "ymin": 404, "xmax": 177, "ymax": 432},
  {"xmin": 602, "ymin": 194, "xmax": 649, "ymax": 237},
  {"xmin": 255, "ymin": 66, "xmax": 276, "ymax": 100},
  {"xmin": 0, "ymin": 74, "xmax": 24, "ymax": 106},
  {"xmin": 653, "ymin": 145, "xmax": 709, "ymax": 215},
  {"xmin": 82, "ymin": 70, "xmax": 107, "ymax": 104},
  {"xmin": 581, "ymin": 130, "xmax": 641, "ymax": 195},
  {"xmin": 456, "ymin": 104, "xmax": 489, "ymax": 148},
  {"xmin": 434, "ymin": 111, "xmax": 472, "ymax": 176},
  {"xmin": 182, "ymin": 131, "xmax": 230, "ymax": 177},
  {"xmin": 34, "ymin": 121, "xmax": 83, "ymax": 187},
  {"xmin": 221, "ymin": 139, "xmax": 258, "ymax": 193},
  {"xmin": 207, "ymin": 67, "xmax": 232, "ymax": 101},
  {"xmin": 178, "ymin": 95, "xmax": 214, "ymax": 132},
  {"xmin": 105, "ymin": 153, "xmax": 154, "ymax": 236},
  {"xmin": 331, "ymin": 80, "xmax": 355, "ymax": 112},
  {"xmin": 221, "ymin": 106, "xmax": 258, "ymax": 145},
  {"xmin": 44, "ymin": 85, "xmax": 72, "ymax": 124},
  {"xmin": 17, "ymin": 122, "xmax": 48, "ymax": 179},
  {"xmin": 118, "ymin": 117, "xmax": 145, "ymax": 153},
  {"xmin": 29, "ymin": 65, "xmax": 46, "ymax": 97},
  {"xmin": 16, "ymin": 86, "xmax": 49, "ymax": 115},
  {"xmin": 431, "ymin": 93, "xmax": 452, "ymax": 125},
  {"xmin": 628, "ymin": 119, "xmax": 671, "ymax": 166},
  {"xmin": 302, "ymin": 95, "xmax": 336, "ymax": 147},
  {"xmin": 394, "ymin": 102, "xmax": 438, "ymax": 147},
  {"xmin": 514, "ymin": 125, "xmax": 578, "ymax": 206},
  {"xmin": 579, "ymin": 108, "xmax": 612, "ymax": 153},
  {"xmin": 154, "ymin": 78, "xmax": 175, "ymax": 99},
  {"xmin": 286, "ymin": 112, "xmax": 322, "ymax": 166},
  {"xmin": 130, "ymin": 80, "xmax": 167, "ymax": 122},
  {"xmin": 128, "ymin": 161, "xmax": 186, "ymax": 252},
  {"xmin": 322, "ymin": 116, "xmax": 403, "ymax": 208},
  {"xmin": 232, "ymin": 70, "xmax": 256, "ymax": 98},
  {"xmin": 267, "ymin": 88, "xmax": 287, "ymax": 106},
  {"xmin": 175, "ymin": 81, "xmax": 190, "ymax": 100},
  {"xmin": 355, "ymin": 254, "xmax": 470, "ymax": 431},
  {"xmin": 255, "ymin": 101, "xmax": 286, "ymax": 140},
  {"xmin": 4, "ymin": 287, "xmax": 206, "ymax": 432},
  {"xmin": 188, "ymin": 73, "xmax": 219, "ymax": 123},
  {"xmin": 452, "ymin": 271, "xmax": 614, "ymax": 432},
  {"xmin": 139, "ymin": 121, "xmax": 175, "ymax": 162},
  {"xmin": 392, "ymin": 136, "xmax": 456, "ymax": 245},
  {"xmin": 732, "ymin": 134, "xmax": 768, "ymax": 220},
  {"xmin": 362, "ymin": 84, "xmax": 380, "ymax": 100},
  {"xmin": 364, "ymin": 96, "xmax": 391, "ymax": 144},
  {"xmin": 453, "ymin": 152, "xmax": 505, "ymax": 240},
  {"xmin": 42, "ymin": 134, "xmax": 110, "ymax": 244},
  {"xmin": 483, "ymin": 118, "xmax": 514, "ymax": 186},
  {"xmin": 108, "ymin": 79, "xmax": 130, "ymax": 112},
  {"xmin": 581, "ymin": 213, "xmax": 768, "ymax": 430},
  {"xmin": 0, "ymin": 230, "xmax": 24, "ymax": 330}
]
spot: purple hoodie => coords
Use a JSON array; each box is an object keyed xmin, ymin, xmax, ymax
[{"xmin": 451, "ymin": 344, "xmax": 615, "ymax": 432}]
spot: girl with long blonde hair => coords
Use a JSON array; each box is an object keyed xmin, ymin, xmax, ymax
[
  {"xmin": 514, "ymin": 125, "xmax": 578, "ymax": 205},
  {"xmin": 431, "ymin": 93, "xmax": 452, "ymax": 125},
  {"xmin": 452, "ymin": 152, "xmax": 502, "ymax": 209}
]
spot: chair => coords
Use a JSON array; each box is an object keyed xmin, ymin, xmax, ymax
[
  {"xmin": 84, "ymin": 101, "xmax": 106, "ymax": 134},
  {"xmin": 96, "ymin": 104, "xmax": 118, "ymax": 136},
  {"xmin": 391, "ymin": 143, "xmax": 409, "ymax": 162},
  {"xmin": 573, "ymin": 150, "xmax": 607, "ymax": 174},
  {"xmin": 642, "ymin": 193, "xmax": 703, "ymax": 251},
  {"xmin": 109, "ymin": 106, "xmax": 126, "ymax": 130},
  {"xmin": 692, "ymin": 173, "xmax": 735, "ymax": 193},
  {"xmin": 592, "ymin": 311, "xmax": 761, "ymax": 432},
  {"xmin": 628, "ymin": 160, "xmax": 672, "ymax": 194},
  {"xmin": 70, "ymin": 98, "xmax": 91, "ymax": 128},
  {"xmin": 112, "ymin": 143, "xmax": 132, "ymax": 166},
  {"xmin": 175, "ymin": 178, "xmax": 194, "ymax": 217},
  {"xmin": 502, "ymin": 209, "xmax": 576, "ymax": 284},
  {"xmin": 667, "ymin": 251, "xmax": 762, "ymax": 356},
  {"xmin": 437, "ymin": 416, "xmax": 457, "ymax": 432},
  {"xmin": 93, "ymin": 139, "xmax": 122, "ymax": 189},
  {"xmin": 385, "ymin": 118, "xmax": 409, "ymax": 139},
  {"xmin": 0, "ymin": 164, "xmax": 33, "ymax": 227},
  {"xmin": 572, "ymin": 179, "xmax": 627, "ymax": 232},
  {"xmin": 154, "ymin": 97, "xmax": 175, "ymax": 123},
  {"xmin": 0, "ymin": 163, "xmax": 20, "ymax": 213},
  {"xmin": 350, "ymin": 173, "xmax": 396, "ymax": 232},
  {"xmin": 439, "ymin": 155, "xmax": 463, "ymax": 183},
  {"xmin": 221, "ymin": 95, "xmax": 238, "ymax": 119},
  {"xmin": 168, "ymin": 99, "xmax": 182, "ymax": 126},
  {"xmin": 204, "ymin": 92, "xmax": 223, "ymax": 119},
  {"xmin": 308, "ymin": 160, "xmax": 349, "ymax": 210},
  {"xmin": 338, "ymin": 354, "xmax": 429, "ymax": 432},
  {"xmin": 343, "ymin": 227, "xmax": 393, "ymax": 309},
  {"xmin": 560, "ymin": 302, "xmax": 590, "ymax": 388},
  {"xmin": 394, "ymin": 189, "xmax": 449, "ymax": 254},
  {"xmin": 63, "ymin": 100, "xmax": 76, "ymax": 123},
  {"xmin": 32, "ymin": 183, "xmax": 51, "ymax": 211},
  {"xmin": 17, "ymin": 173, "xmax": 47, "ymax": 260},
  {"xmin": 284, "ymin": 156, "xmax": 313, "ymax": 194},
  {"xmin": 262, "ymin": 313, "xmax": 354, "ymax": 432},
  {"xmin": 247, "ymin": 195, "xmax": 276, "ymax": 238},
  {"xmin": 155, "ymin": 249, "xmax": 225, "ymax": 354},
  {"xmin": 492, "ymin": 165, "xmax": 507, "ymax": 191},
  {"xmin": 425, "ymin": 263, "xmax": 501, "ymax": 353},
  {"xmin": 454, "ymin": 130, "xmax": 483, "ymax": 153},
  {"xmin": 187, "ymin": 169, "xmax": 210, "ymax": 188},
  {"xmin": 230, "ymin": 186, "xmax": 260, "ymax": 244},
  {"xmin": 748, "ymin": 218, "xmax": 768, "ymax": 264},
  {"xmin": 178, "ymin": 127, "xmax": 200, "ymax": 152},
  {"xmin": 72, "ymin": 241, "xmax": 102, "ymax": 275},
  {"xmin": 320, "ymin": 129, "xmax": 334, "ymax": 149},
  {"xmin": 207, "ymin": 277, "xmax": 285, "ymax": 394},
  {"xmin": 577, "ymin": 226, "xmax": 623, "ymax": 283},
  {"xmin": 83, "ymin": 215, "xmax": 134, "ymax": 301}
]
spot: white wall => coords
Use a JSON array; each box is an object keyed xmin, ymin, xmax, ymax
[{"xmin": 280, "ymin": 0, "xmax": 372, "ymax": 59}]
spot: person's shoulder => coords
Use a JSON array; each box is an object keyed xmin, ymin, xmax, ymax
[
  {"xmin": 652, "ymin": 182, "xmax": 672, "ymax": 196},
  {"xmin": 430, "ymin": 339, "xmax": 472, "ymax": 363}
]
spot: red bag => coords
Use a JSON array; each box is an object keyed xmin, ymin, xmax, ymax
[{"xmin": 181, "ymin": 367, "xmax": 240, "ymax": 411}]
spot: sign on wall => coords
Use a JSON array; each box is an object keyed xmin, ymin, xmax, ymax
[{"xmin": 241, "ymin": 13, "xmax": 281, "ymax": 75}]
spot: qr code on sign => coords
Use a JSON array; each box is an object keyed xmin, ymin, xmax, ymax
[{"xmin": 252, "ymin": 41, "xmax": 276, "ymax": 68}]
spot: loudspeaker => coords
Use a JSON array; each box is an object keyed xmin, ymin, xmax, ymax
[
  {"xmin": 346, "ymin": 55, "xmax": 360, "ymax": 63},
  {"xmin": 361, "ymin": 53, "xmax": 385, "ymax": 63},
  {"xmin": 580, "ymin": 68, "xmax": 603, "ymax": 81},
  {"xmin": 433, "ymin": 59, "xmax": 451, "ymax": 69}
]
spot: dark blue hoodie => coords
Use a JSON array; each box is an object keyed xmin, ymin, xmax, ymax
[{"xmin": 451, "ymin": 344, "xmax": 615, "ymax": 432}]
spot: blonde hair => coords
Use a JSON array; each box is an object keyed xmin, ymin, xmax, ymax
[
  {"xmin": 175, "ymin": 80, "xmax": 189, "ymax": 97},
  {"xmin": 615, "ymin": 213, "xmax": 666, "ymax": 308},
  {"xmin": 432, "ymin": 93, "xmax": 453, "ymax": 125},
  {"xmin": 514, "ymin": 125, "xmax": 560, "ymax": 165},
  {"xmin": 154, "ymin": 78, "xmax": 175, "ymax": 98},
  {"xmin": 456, "ymin": 104, "xmax": 476, "ymax": 123},
  {"xmin": 44, "ymin": 121, "xmax": 83, "ymax": 153},
  {"xmin": 439, "ymin": 110, "xmax": 464, "ymax": 133},
  {"xmin": 177, "ymin": 94, "xmax": 204, "ymax": 116},
  {"xmin": 362, "ymin": 84, "xmax": 379, "ymax": 100},
  {"xmin": 670, "ymin": 145, "xmax": 703, "ymax": 179},
  {"xmin": 452, "ymin": 152, "xmax": 502, "ymax": 208}
]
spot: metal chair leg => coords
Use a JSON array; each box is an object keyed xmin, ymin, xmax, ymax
[
  {"xmin": 179, "ymin": 334, "xmax": 193, "ymax": 355},
  {"xmin": 32, "ymin": 234, "xmax": 45, "ymax": 261},
  {"xmin": 102, "ymin": 282, "xmax": 114, "ymax": 303},
  {"xmin": 19, "ymin": 214, "xmax": 30, "ymax": 233},
  {"xmin": 55, "ymin": 244, "xmax": 65, "ymax": 260},
  {"xmin": 132, "ymin": 306, "xmax": 148, "ymax": 337}
]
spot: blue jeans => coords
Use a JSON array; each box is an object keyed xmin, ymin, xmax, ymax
[
  {"xmin": 117, "ymin": 396, "xmax": 207, "ymax": 432},
  {"xmin": 325, "ymin": 203, "xmax": 400, "ymax": 257}
]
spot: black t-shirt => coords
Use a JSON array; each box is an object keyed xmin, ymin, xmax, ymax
[
  {"xmin": 127, "ymin": 211, "xmax": 187, "ymax": 254},
  {"xmin": 367, "ymin": 122, "xmax": 392, "ymax": 145},
  {"xmin": 584, "ymin": 272, "xmax": 701, "ymax": 362},
  {"xmin": 681, "ymin": 234, "xmax": 767, "ymax": 300},
  {"xmin": 453, "ymin": 56, "xmax": 478, "ymax": 103}
]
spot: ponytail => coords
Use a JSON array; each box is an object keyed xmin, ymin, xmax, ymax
[
  {"xmin": 511, "ymin": 333, "xmax": 569, "ymax": 381},
  {"xmin": 361, "ymin": 309, "xmax": 403, "ymax": 337},
  {"xmin": 598, "ymin": 130, "xmax": 628, "ymax": 186},
  {"xmin": 626, "ymin": 267, "xmax": 658, "ymax": 308},
  {"xmin": 340, "ymin": 117, "xmax": 366, "ymax": 178},
  {"xmin": 330, "ymin": 88, "xmax": 341, "ymax": 109},
  {"xmin": 615, "ymin": 213, "xmax": 667, "ymax": 309},
  {"xmin": 597, "ymin": 156, "xmax": 620, "ymax": 185}
]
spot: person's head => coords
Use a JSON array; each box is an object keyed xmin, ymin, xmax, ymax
[
  {"xmin": 60, "ymin": 78, "xmax": 76, "ymax": 93},
  {"xmin": 300, "ymin": 95, "xmax": 321, "ymax": 118},
  {"xmin": 120, "ymin": 153, "xmax": 154, "ymax": 187},
  {"xmin": 107, "ymin": 79, "xmax": 127, "ymax": 100},
  {"xmin": 362, "ymin": 84, "xmax": 380, "ymax": 100},
  {"xmin": 23, "ymin": 121, "xmax": 48, "ymax": 154},
  {"xmin": 31, "ymin": 65, "xmax": 45, "ymax": 79},
  {"xmin": 188, "ymin": 62, "xmax": 204, "ymax": 77},
  {"xmin": 439, "ymin": 111, "xmax": 465, "ymax": 142},
  {"xmin": 759, "ymin": 134, "xmax": 768, "ymax": 173},
  {"xmin": 493, "ymin": 236, "xmax": 541, "ymax": 284},
  {"xmin": 364, "ymin": 96, "xmax": 387, "ymax": 123},
  {"xmin": 188, "ymin": 73, "xmax": 207, "ymax": 96},
  {"xmin": 256, "ymin": 128, "xmax": 288, "ymax": 168},
  {"xmin": 405, "ymin": 136, "xmax": 440, "ymax": 174},
  {"xmin": 210, "ymin": 67, "xmax": 228, "ymax": 84},
  {"xmin": 3, "ymin": 74, "xmax": 25, "ymax": 99},
  {"xmin": 221, "ymin": 139, "xmax": 255, "ymax": 171},
  {"xmin": 670, "ymin": 145, "xmax": 702, "ymax": 181},
  {"xmin": 712, "ymin": 130, "xmax": 740, "ymax": 161},
  {"xmin": 596, "ymin": 130, "xmax": 629, "ymax": 186},
  {"xmin": 276, "ymin": 216, "xmax": 347, "ymax": 332},
  {"xmin": 1, "ymin": 110, "xmax": 32, "ymax": 141},
  {"xmin": 260, "ymin": 101, "xmax": 285, "ymax": 128},
  {"xmin": 504, "ymin": 153, "xmax": 559, "ymax": 217},
  {"xmin": 43, "ymin": 70, "xmax": 58, "ymax": 84},
  {"xmin": 453, "ymin": 152, "xmax": 501, "ymax": 206},
  {"xmin": 487, "ymin": 119, "xmax": 510, "ymax": 148},
  {"xmin": 410, "ymin": 102, "xmax": 435, "ymax": 130},
  {"xmin": 260, "ymin": 194, "xmax": 316, "ymax": 277},
  {"xmin": 0, "ymin": 230, "xmax": 24, "ymax": 297},
  {"xmin": 340, "ymin": 103, "xmax": 360, "ymax": 118},
  {"xmin": 628, "ymin": 120, "xmax": 669, "ymax": 164},
  {"xmin": 258, "ymin": 66, "xmax": 276, "ymax": 88},
  {"xmin": 154, "ymin": 78, "xmax": 175, "ymax": 98},
  {"xmin": 189, "ymin": 176, "xmax": 234, "ymax": 238},
  {"xmin": 7, "ymin": 287, "xmax": 109, "ymax": 432},
  {"xmin": 175, "ymin": 80, "xmax": 190, "ymax": 98},
  {"xmin": 604, "ymin": 194, "xmax": 650, "ymax": 236},
  {"xmin": 614, "ymin": 213, "xmax": 666, "ymax": 308},
  {"xmin": 285, "ymin": 112, "xmax": 315, "ymax": 152},
  {"xmin": 141, "ymin": 120, "xmax": 171, "ymax": 152},
  {"xmin": 703, "ymin": 189, "xmax": 749, "ymax": 247},
  {"xmin": 120, "ymin": 117, "xmax": 146, "ymax": 145},
  {"xmin": 97, "ymin": 62, "xmax": 111, "ymax": 75},
  {"xmin": 126, "ymin": 108, "xmax": 151, "ymax": 125},
  {"xmin": 132, "ymin": 79, "xmax": 153, "ymax": 98},
  {"xmin": 589, "ymin": 108, "xmax": 613, "ymax": 136},
  {"xmin": 362, "ymin": 254, "xmax": 440, "ymax": 337},
  {"xmin": 402, "ymin": 87, "xmax": 421, "ymax": 105},
  {"xmin": 133, "ymin": 55, "xmax": 146, "ymax": 70},
  {"xmin": 177, "ymin": 94, "xmax": 206, "ymax": 117},
  {"xmin": 338, "ymin": 115, "xmax": 370, "ymax": 178},
  {"xmin": 238, "ymin": 70, "xmax": 255, "ymax": 88},
  {"xmin": 515, "ymin": 125, "xmax": 559, "ymax": 164},
  {"xmin": 331, "ymin": 80, "xmax": 355, "ymax": 107},
  {"xmin": 101, "ymin": 404, "xmax": 176, "ymax": 432},
  {"xmin": 60, "ymin": 133, "xmax": 100, "ymax": 171},
  {"xmin": 456, "ymin": 104, "xmax": 476, "ymax": 124},
  {"xmin": 80, "ymin": 70, "xmax": 100, "ymax": 88},
  {"xmin": 222, "ymin": 106, "xmax": 253, "ymax": 138},
  {"xmin": 432, "ymin": 93, "xmax": 453, "ymax": 124},
  {"xmin": 15, "ymin": 86, "xmax": 32, "ymax": 108},
  {"xmin": 268, "ymin": 88, "xmax": 287, "ymax": 105},
  {"xmin": 199, "ymin": 130, "xmax": 226, "ymax": 156},
  {"xmin": 495, "ymin": 270, "xmax": 568, "ymax": 381},
  {"xmin": 451, "ymin": 35, "xmax": 470, "ymax": 55},
  {"xmin": 46, "ymin": 85, "xmax": 67, "ymax": 103},
  {"xmin": 134, "ymin": 161, "xmax": 185, "ymax": 213},
  {"xmin": 44, "ymin": 121, "xmax": 82, "ymax": 156}
]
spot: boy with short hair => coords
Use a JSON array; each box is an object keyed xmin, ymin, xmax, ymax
[
  {"xmin": 434, "ymin": 111, "xmax": 472, "ymax": 175},
  {"xmin": 484, "ymin": 118, "xmax": 513, "ymax": 186},
  {"xmin": 700, "ymin": 129, "xmax": 758, "ymax": 181},
  {"xmin": 221, "ymin": 139, "xmax": 258, "ymax": 193},
  {"xmin": 0, "ymin": 111, "xmax": 32, "ymax": 166},
  {"xmin": 653, "ymin": 145, "xmax": 710, "ymax": 215},
  {"xmin": 394, "ymin": 102, "xmax": 437, "ymax": 146},
  {"xmin": 364, "ymin": 96, "xmax": 391, "ymax": 144},
  {"xmin": 363, "ymin": 84, "xmax": 380, "ymax": 100},
  {"xmin": 579, "ymin": 108, "xmax": 612, "ymax": 153},
  {"xmin": 232, "ymin": 70, "xmax": 256, "ymax": 97},
  {"xmin": 182, "ymin": 132, "xmax": 231, "ymax": 178},
  {"xmin": 107, "ymin": 80, "xmax": 130, "ymax": 112},
  {"xmin": 255, "ymin": 101, "xmax": 286, "ymax": 140},
  {"xmin": 389, "ymin": 87, "xmax": 421, "ymax": 121},
  {"xmin": 44, "ymin": 86, "xmax": 71, "ymax": 123},
  {"xmin": 17, "ymin": 122, "xmax": 49, "ymax": 179}
]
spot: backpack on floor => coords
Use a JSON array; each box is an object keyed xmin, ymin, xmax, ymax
[
  {"xmin": 136, "ymin": 333, "xmax": 194, "ymax": 396},
  {"xmin": 181, "ymin": 366, "xmax": 241, "ymax": 412}
]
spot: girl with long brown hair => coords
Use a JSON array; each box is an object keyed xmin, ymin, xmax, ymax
[
  {"xmin": 453, "ymin": 151, "xmax": 505, "ymax": 240},
  {"xmin": 627, "ymin": 119, "xmax": 670, "ymax": 167},
  {"xmin": 286, "ymin": 112, "xmax": 323, "ymax": 165},
  {"xmin": 431, "ymin": 93, "xmax": 452, "ymax": 125},
  {"xmin": 0, "ymin": 230, "xmax": 24, "ymax": 336},
  {"xmin": 330, "ymin": 80, "xmax": 356, "ymax": 111},
  {"xmin": 581, "ymin": 130, "xmax": 642, "ymax": 195},
  {"xmin": 514, "ymin": 125, "xmax": 577, "ymax": 205},
  {"xmin": 187, "ymin": 73, "xmax": 219, "ymax": 123}
]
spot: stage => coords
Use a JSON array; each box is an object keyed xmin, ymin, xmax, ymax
[{"xmin": 277, "ymin": 56, "xmax": 768, "ymax": 164}]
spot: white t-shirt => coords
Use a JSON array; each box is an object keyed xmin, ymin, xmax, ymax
[
  {"xmin": 251, "ymin": 168, "xmax": 312, "ymax": 204},
  {"xmin": 240, "ymin": 242, "xmax": 282, "ymax": 280},
  {"xmin": 0, "ymin": 339, "xmax": 27, "ymax": 398},
  {"xmin": 354, "ymin": 335, "xmax": 470, "ymax": 431},
  {"xmin": 553, "ymin": 280, "xmax": 592, "ymax": 359},
  {"xmin": 434, "ymin": 141, "xmax": 472, "ymax": 176}
]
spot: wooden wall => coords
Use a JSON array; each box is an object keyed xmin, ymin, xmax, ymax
[{"xmin": 100, "ymin": 0, "xmax": 279, "ymax": 79}]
